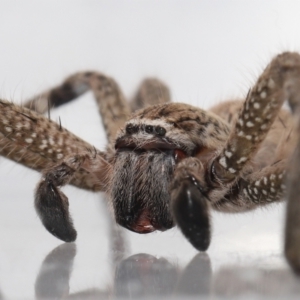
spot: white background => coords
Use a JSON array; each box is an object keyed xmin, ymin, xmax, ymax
[{"xmin": 0, "ymin": 1, "xmax": 299, "ymax": 298}]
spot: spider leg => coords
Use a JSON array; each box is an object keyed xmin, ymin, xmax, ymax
[
  {"xmin": 130, "ymin": 78, "xmax": 171, "ymax": 112},
  {"xmin": 284, "ymin": 78, "xmax": 300, "ymax": 273},
  {"xmin": 285, "ymin": 136, "xmax": 300, "ymax": 273},
  {"xmin": 213, "ymin": 160, "xmax": 287, "ymax": 213},
  {"xmin": 210, "ymin": 52, "xmax": 300, "ymax": 268},
  {"xmin": 212, "ymin": 52, "xmax": 300, "ymax": 184},
  {"xmin": 171, "ymin": 157, "xmax": 211, "ymax": 251},
  {"xmin": 0, "ymin": 100, "xmax": 110, "ymax": 190},
  {"xmin": 213, "ymin": 53, "xmax": 300, "ymax": 264},
  {"xmin": 35, "ymin": 150, "xmax": 109, "ymax": 241},
  {"xmin": 23, "ymin": 72, "xmax": 131, "ymax": 140}
]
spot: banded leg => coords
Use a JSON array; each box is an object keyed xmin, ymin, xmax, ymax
[
  {"xmin": 24, "ymin": 72, "xmax": 131, "ymax": 140},
  {"xmin": 212, "ymin": 52, "xmax": 300, "ymax": 184},
  {"xmin": 130, "ymin": 78, "xmax": 171, "ymax": 112},
  {"xmin": 35, "ymin": 150, "xmax": 110, "ymax": 242}
]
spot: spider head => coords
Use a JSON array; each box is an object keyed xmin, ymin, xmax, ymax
[
  {"xmin": 111, "ymin": 121, "xmax": 190, "ymax": 234},
  {"xmin": 110, "ymin": 103, "xmax": 229, "ymax": 235}
]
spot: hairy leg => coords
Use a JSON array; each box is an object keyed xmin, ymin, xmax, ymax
[
  {"xmin": 24, "ymin": 72, "xmax": 131, "ymax": 140},
  {"xmin": 35, "ymin": 150, "xmax": 111, "ymax": 241},
  {"xmin": 0, "ymin": 99, "xmax": 109, "ymax": 190},
  {"xmin": 213, "ymin": 52, "xmax": 300, "ymax": 184},
  {"xmin": 213, "ymin": 160, "xmax": 287, "ymax": 213}
]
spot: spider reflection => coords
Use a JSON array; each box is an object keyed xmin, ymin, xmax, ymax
[
  {"xmin": 32, "ymin": 243, "xmax": 300, "ymax": 300},
  {"xmin": 34, "ymin": 243, "xmax": 211, "ymax": 299}
]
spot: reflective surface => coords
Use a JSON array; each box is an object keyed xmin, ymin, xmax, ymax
[
  {"xmin": 1, "ymin": 1, "xmax": 300, "ymax": 299},
  {"xmin": 11, "ymin": 243, "xmax": 300, "ymax": 299}
]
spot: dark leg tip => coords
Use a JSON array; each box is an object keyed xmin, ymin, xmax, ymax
[
  {"xmin": 35, "ymin": 180, "xmax": 77, "ymax": 242},
  {"xmin": 172, "ymin": 179, "xmax": 211, "ymax": 251}
]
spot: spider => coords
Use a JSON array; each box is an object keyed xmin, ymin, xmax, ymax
[{"xmin": 1, "ymin": 52, "xmax": 300, "ymax": 272}]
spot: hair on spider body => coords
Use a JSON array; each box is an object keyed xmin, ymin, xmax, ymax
[{"xmin": 111, "ymin": 149, "xmax": 175, "ymax": 234}]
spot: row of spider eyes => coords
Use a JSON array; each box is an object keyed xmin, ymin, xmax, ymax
[{"xmin": 125, "ymin": 124, "xmax": 167, "ymax": 136}]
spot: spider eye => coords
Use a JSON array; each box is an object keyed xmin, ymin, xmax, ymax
[
  {"xmin": 126, "ymin": 124, "xmax": 139, "ymax": 134},
  {"xmin": 145, "ymin": 125, "xmax": 153, "ymax": 133},
  {"xmin": 174, "ymin": 149, "xmax": 187, "ymax": 163},
  {"xmin": 155, "ymin": 126, "xmax": 166, "ymax": 136}
]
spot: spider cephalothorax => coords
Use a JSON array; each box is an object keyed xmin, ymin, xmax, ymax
[{"xmin": 1, "ymin": 52, "xmax": 300, "ymax": 272}]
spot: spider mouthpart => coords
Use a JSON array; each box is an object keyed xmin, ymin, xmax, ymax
[
  {"xmin": 174, "ymin": 149, "xmax": 187, "ymax": 163},
  {"xmin": 118, "ymin": 209, "xmax": 171, "ymax": 234},
  {"xmin": 121, "ymin": 210, "xmax": 160, "ymax": 234},
  {"xmin": 112, "ymin": 150, "xmax": 175, "ymax": 234},
  {"xmin": 172, "ymin": 179, "xmax": 211, "ymax": 251},
  {"xmin": 35, "ymin": 180, "xmax": 77, "ymax": 242}
]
